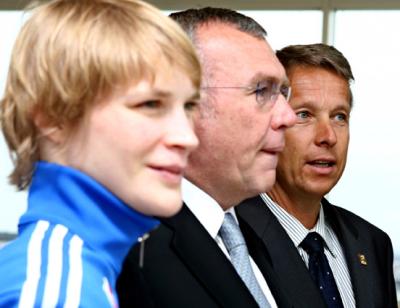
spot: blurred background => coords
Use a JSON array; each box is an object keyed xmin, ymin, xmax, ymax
[{"xmin": 1, "ymin": 0, "xmax": 399, "ymax": 302}]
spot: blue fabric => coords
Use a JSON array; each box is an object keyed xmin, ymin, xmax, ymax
[
  {"xmin": 300, "ymin": 232, "xmax": 344, "ymax": 308},
  {"xmin": 0, "ymin": 161, "xmax": 159, "ymax": 307}
]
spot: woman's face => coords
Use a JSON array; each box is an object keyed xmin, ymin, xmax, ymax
[{"xmin": 60, "ymin": 68, "xmax": 199, "ymax": 217}]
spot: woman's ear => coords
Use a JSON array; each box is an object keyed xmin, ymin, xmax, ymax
[{"xmin": 32, "ymin": 108, "xmax": 66, "ymax": 145}]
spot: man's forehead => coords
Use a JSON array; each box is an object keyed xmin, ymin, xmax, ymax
[
  {"xmin": 196, "ymin": 24, "xmax": 285, "ymax": 84},
  {"xmin": 288, "ymin": 66, "xmax": 348, "ymax": 88},
  {"xmin": 197, "ymin": 22, "xmax": 269, "ymax": 49}
]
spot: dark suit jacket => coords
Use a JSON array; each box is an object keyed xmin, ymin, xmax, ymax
[
  {"xmin": 117, "ymin": 204, "xmax": 294, "ymax": 307},
  {"xmin": 236, "ymin": 195, "xmax": 397, "ymax": 308}
]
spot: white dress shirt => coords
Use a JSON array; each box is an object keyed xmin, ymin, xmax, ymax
[
  {"xmin": 183, "ymin": 179, "xmax": 277, "ymax": 307},
  {"xmin": 260, "ymin": 193, "xmax": 356, "ymax": 308}
]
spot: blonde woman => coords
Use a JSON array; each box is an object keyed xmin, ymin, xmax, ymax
[{"xmin": 0, "ymin": 0, "xmax": 201, "ymax": 306}]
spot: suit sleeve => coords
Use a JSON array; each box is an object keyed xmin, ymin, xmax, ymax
[{"xmin": 383, "ymin": 233, "xmax": 398, "ymax": 308}]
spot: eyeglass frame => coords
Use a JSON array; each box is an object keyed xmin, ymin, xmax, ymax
[{"xmin": 201, "ymin": 79, "xmax": 291, "ymax": 106}]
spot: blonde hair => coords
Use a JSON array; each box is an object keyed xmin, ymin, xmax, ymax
[{"xmin": 1, "ymin": 0, "xmax": 201, "ymax": 190}]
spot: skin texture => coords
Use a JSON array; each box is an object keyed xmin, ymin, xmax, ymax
[
  {"xmin": 185, "ymin": 23, "xmax": 296, "ymax": 209},
  {"xmin": 38, "ymin": 68, "xmax": 199, "ymax": 217},
  {"xmin": 269, "ymin": 66, "xmax": 351, "ymax": 228}
]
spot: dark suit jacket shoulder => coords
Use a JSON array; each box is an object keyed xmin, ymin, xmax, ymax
[
  {"xmin": 322, "ymin": 199, "xmax": 397, "ymax": 307},
  {"xmin": 117, "ymin": 204, "xmax": 261, "ymax": 308},
  {"xmin": 236, "ymin": 195, "xmax": 397, "ymax": 308}
]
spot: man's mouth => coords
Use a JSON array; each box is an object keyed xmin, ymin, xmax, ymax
[
  {"xmin": 308, "ymin": 160, "xmax": 335, "ymax": 167},
  {"xmin": 262, "ymin": 144, "xmax": 285, "ymax": 155}
]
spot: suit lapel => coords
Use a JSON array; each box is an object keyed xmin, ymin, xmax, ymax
[
  {"xmin": 236, "ymin": 196, "xmax": 326, "ymax": 308},
  {"xmin": 237, "ymin": 210, "xmax": 294, "ymax": 308},
  {"xmin": 323, "ymin": 199, "xmax": 374, "ymax": 308},
  {"xmin": 163, "ymin": 205, "xmax": 259, "ymax": 308}
]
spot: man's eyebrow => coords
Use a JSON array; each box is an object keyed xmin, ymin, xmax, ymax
[
  {"xmin": 282, "ymin": 76, "xmax": 290, "ymax": 87},
  {"xmin": 248, "ymin": 72, "xmax": 289, "ymax": 86},
  {"xmin": 333, "ymin": 102, "xmax": 351, "ymax": 112}
]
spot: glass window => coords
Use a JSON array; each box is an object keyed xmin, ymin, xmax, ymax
[
  {"xmin": 165, "ymin": 10, "xmax": 323, "ymax": 50},
  {"xmin": 242, "ymin": 10, "xmax": 323, "ymax": 49}
]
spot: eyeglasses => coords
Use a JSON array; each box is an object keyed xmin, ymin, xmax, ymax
[{"xmin": 202, "ymin": 80, "xmax": 291, "ymax": 106}]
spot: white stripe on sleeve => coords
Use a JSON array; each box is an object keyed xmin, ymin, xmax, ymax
[
  {"xmin": 18, "ymin": 220, "xmax": 50, "ymax": 308},
  {"xmin": 63, "ymin": 235, "xmax": 83, "ymax": 308},
  {"xmin": 41, "ymin": 224, "xmax": 68, "ymax": 308}
]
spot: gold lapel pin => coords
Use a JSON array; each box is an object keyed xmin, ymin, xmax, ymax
[{"xmin": 358, "ymin": 253, "xmax": 367, "ymax": 265}]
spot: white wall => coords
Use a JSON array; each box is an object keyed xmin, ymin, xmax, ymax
[
  {"xmin": 0, "ymin": 11, "xmax": 27, "ymax": 234},
  {"xmin": 329, "ymin": 10, "xmax": 400, "ymax": 256}
]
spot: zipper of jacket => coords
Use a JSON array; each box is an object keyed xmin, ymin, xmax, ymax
[{"xmin": 138, "ymin": 232, "xmax": 150, "ymax": 268}]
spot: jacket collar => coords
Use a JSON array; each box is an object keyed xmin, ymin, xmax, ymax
[
  {"xmin": 22, "ymin": 161, "xmax": 159, "ymax": 274},
  {"xmin": 161, "ymin": 205, "xmax": 259, "ymax": 308}
]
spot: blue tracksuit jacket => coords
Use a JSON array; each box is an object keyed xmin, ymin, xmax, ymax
[{"xmin": 0, "ymin": 162, "xmax": 159, "ymax": 307}]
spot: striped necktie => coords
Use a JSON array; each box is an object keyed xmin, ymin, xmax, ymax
[{"xmin": 219, "ymin": 213, "xmax": 270, "ymax": 308}]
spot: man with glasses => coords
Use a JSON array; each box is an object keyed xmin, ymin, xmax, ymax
[
  {"xmin": 236, "ymin": 43, "xmax": 397, "ymax": 308},
  {"xmin": 117, "ymin": 7, "xmax": 296, "ymax": 308}
]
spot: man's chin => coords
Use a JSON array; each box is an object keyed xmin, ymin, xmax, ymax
[
  {"xmin": 246, "ymin": 174, "xmax": 276, "ymax": 198},
  {"xmin": 305, "ymin": 185, "xmax": 335, "ymax": 199}
]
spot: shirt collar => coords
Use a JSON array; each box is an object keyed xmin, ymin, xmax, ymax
[
  {"xmin": 182, "ymin": 179, "xmax": 225, "ymax": 239},
  {"xmin": 312, "ymin": 206, "xmax": 336, "ymax": 256},
  {"xmin": 260, "ymin": 193, "xmax": 336, "ymax": 257}
]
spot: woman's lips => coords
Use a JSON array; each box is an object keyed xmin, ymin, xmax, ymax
[{"xmin": 148, "ymin": 164, "xmax": 185, "ymax": 185}]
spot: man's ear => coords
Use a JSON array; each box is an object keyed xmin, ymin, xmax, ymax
[{"xmin": 32, "ymin": 108, "xmax": 66, "ymax": 144}]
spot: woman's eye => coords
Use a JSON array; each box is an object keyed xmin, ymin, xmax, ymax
[
  {"xmin": 184, "ymin": 101, "xmax": 199, "ymax": 112},
  {"xmin": 140, "ymin": 100, "xmax": 161, "ymax": 108}
]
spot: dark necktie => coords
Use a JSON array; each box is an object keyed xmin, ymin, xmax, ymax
[
  {"xmin": 300, "ymin": 232, "xmax": 344, "ymax": 308},
  {"xmin": 219, "ymin": 213, "xmax": 271, "ymax": 307}
]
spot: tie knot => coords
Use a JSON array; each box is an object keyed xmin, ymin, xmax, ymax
[
  {"xmin": 218, "ymin": 213, "xmax": 245, "ymax": 253},
  {"xmin": 300, "ymin": 232, "xmax": 325, "ymax": 255}
]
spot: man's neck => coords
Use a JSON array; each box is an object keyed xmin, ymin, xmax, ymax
[
  {"xmin": 268, "ymin": 185, "xmax": 321, "ymax": 229},
  {"xmin": 184, "ymin": 175, "xmax": 239, "ymax": 211}
]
